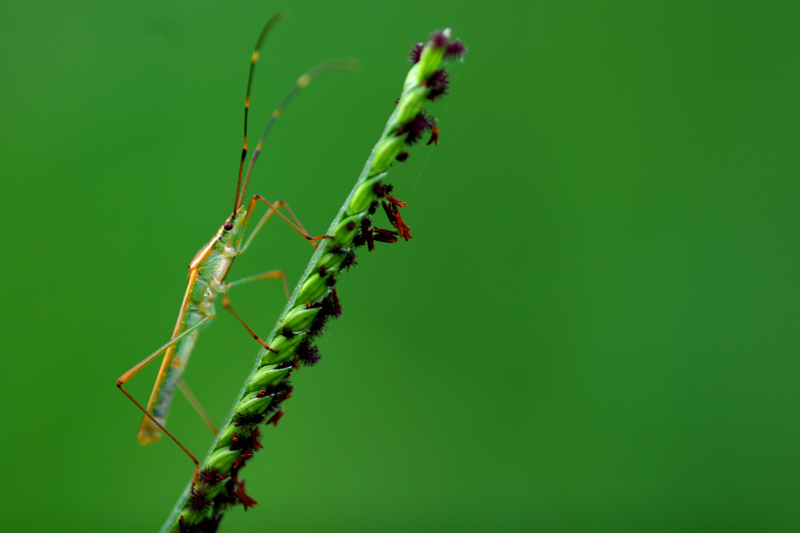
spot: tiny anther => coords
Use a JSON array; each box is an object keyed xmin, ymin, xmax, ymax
[
  {"xmin": 373, "ymin": 181, "xmax": 386, "ymax": 197},
  {"xmin": 326, "ymin": 275, "xmax": 337, "ymax": 287},
  {"xmin": 381, "ymin": 201, "xmax": 412, "ymax": 240},
  {"xmin": 372, "ymin": 233, "xmax": 399, "ymax": 244},
  {"xmin": 223, "ymin": 221, "xmax": 234, "ymax": 231},
  {"xmin": 368, "ymin": 201, "xmax": 379, "ymax": 215},
  {"xmin": 281, "ymin": 326, "xmax": 295, "ymax": 339},
  {"xmin": 231, "ymin": 449, "xmax": 253, "ymax": 470},
  {"xmin": 250, "ymin": 427, "xmax": 264, "ymax": 450},
  {"xmin": 276, "ymin": 386, "xmax": 293, "ymax": 403},
  {"xmin": 427, "ymin": 125, "xmax": 439, "ymax": 146},
  {"xmin": 374, "ymin": 227, "xmax": 399, "ymax": 236},
  {"xmin": 360, "ymin": 218, "xmax": 375, "ymax": 252},
  {"xmin": 268, "ymin": 410, "xmax": 285, "ymax": 427},
  {"xmin": 385, "ymin": 192, "xmax": 408, "ymax": 208},
  {"xmin": 345, "ymin": 220, "xmax": 357, "ymax": 231},
  {"xmin": 317, "ymin": 265, "xmax": 328, "ymax": 277},
  {"xmin": 396, "ymin": 151, "xmax": 410, "ymax": 162},
  {"xmin": 232, "ymin": 480, "xmax": 258, "ymax": 510}
]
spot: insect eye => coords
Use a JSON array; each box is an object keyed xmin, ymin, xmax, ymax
[{"xmin": 223, "ymin": 221, "xmax": 234, "ymax": 231}]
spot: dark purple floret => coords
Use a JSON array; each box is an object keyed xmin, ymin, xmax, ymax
[
  {"xmin": 188, "ymin": 487, "xmax": 213, "ymax": 512},
  {"xmin": 262, "ymin": 380, "xmax": 292, "ymax": 398},
  {"xmin": 232, "ymin": 411, "xmax": 265, "ymax": 427},
  {"xmin": 179, "ymin": 514, "xmax": 221, "ymax": 533},
  {"xmin": 198, "ymin": 468, "xmax": 227, "ymax": 487},
  {"xmin": 325, "ymin": 288, "xmax": 343, "ymax": 318},
  {"xmin": 426, "ymin": 68, "xmax": 449, "ymax": 100},
  {"xmin": 395, "ymin": 151, "xmax": 409, "ymax": 162},
  {"xmin": 296, "ymin": 338, "xmax": 322, "ymax": 366},
  {"xmin": 408, "ymin": 42, "xmax": 424, "ymax": 64},
  {"xmin": 353, "ymin": 232, "xmax": 366, "ymax": 248},
  {"xmin": 445, "ymin": 39, "xmax": 467, "ymax": 60},
  {"xmin": 339, "ymin": 249, "xmax": 358, "ymax": 271},
  {"xmin": 429, "ymin": 30, "xmax": 448, "ymax": 49},
  {"xmin": 404, "ymin": 111, "xmax": 436, "ymax": 145},
  {"xmin": 275, "ymin": 359, "xmax": 294, "ymax": 370},
  {"xmin": 271, "ymin": 382, "xmax": 293, "ymax": 403},
  {"xmin": 309, "ymin": 289, "xmax": 341, "ymax": 335}
]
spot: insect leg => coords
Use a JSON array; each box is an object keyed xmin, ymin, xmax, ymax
[
  {"xmin": 116, "ymin": 316, "xmax": 210, "ymax": 485},
  {"xmin": 222, "ymin": 292, "xmax": 278, "ymax": 353},
  {"xmin": 178, "ymin": 378, "xmax": 217, "ymax": 436},
  {"xmin": 225, "ymin": 270, "xmax": 290, "ymax": 300},
  {"xmin": 239, "ymin": 197, "xmax": 325, "ymax": 254},
  {"xmin": 253, "ymin": 195, "xmax": 331, "ymax": 249}
]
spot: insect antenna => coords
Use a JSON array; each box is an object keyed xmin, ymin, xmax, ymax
[
  {"xmin": 233, "ymin": 10, "xmax": 288, "ymax": 219},
  {"xmin": 238, "ymin": 58, "xmax": 360, "ymax": 208}
]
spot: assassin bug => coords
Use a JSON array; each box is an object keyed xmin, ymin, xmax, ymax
[{"xmin": 116, "ymin": 12, "xmax": 355, "ymax": 485}]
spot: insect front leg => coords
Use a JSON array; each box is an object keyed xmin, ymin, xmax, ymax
[{"xmin": 237, "ymin": 195, "xmax": 332, "ymax": 254}]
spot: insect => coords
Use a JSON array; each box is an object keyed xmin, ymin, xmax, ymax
[{"xmin": 116, "ymin": 12, "xmax": 354, "ymax": 484}]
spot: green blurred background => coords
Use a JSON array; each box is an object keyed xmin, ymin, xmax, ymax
[{"xmin": 1, "ymin": 1, "xmax": 797, "ymax": 531}]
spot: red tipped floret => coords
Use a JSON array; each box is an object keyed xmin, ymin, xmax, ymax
[{"xmin": 231, "ymin": 480, "xmax": 258, "ymax": 510}]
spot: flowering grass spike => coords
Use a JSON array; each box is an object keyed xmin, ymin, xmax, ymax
[{"xmin": 163, "ymin": 26, "xmax": 466, "ymax": 533}]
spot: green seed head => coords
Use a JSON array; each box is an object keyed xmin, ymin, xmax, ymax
[
  {"xmin": 396, "ymin": 87, "xmax": 429, "ymax": 126},
  {"xmin": 280, "ymin": 305, "xmax": 321, "ymax": 332},
  {"xmin": 416, "ymin": 29, "xmax": 449, "ymax": 82},
  {"xmin": 247, "ymin": 364, "xmax": 292, "ymax": 392},
  {"xmin": 371, "ymin": 136, "xmax": 406, "ymax": 175},
  {"xmin": 235, "ymin": 391, "xmax": 273, "ymax": 415},
  {"xmin": 206, "ymin": 448, "xmax": 242, "ymax": 475},
  {"xmin": 348, "ymin": 173, "xmax": 386, "ymax": 215}
]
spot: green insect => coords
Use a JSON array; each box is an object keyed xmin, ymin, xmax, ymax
[{"xmin": 116, "ymin": 12, "xmax": 355, "ymax": 484}]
